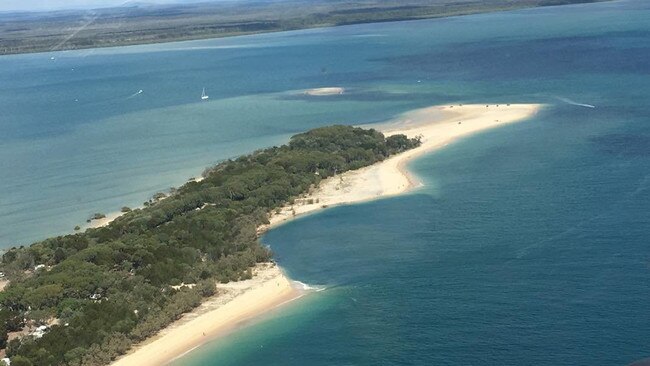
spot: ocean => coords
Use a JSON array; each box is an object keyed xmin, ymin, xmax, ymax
[{"xmin": 2, "ymin": 0, "xmax": 650, "ymax": 364}]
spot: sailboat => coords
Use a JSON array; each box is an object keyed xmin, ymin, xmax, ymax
[{"xmin": 201, "ymin": 88, "xmax": 209, "ymax": 100}]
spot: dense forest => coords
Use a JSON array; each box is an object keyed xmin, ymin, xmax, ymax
[{"xmin": 0, "ymin": 125, "xmax": 420, "ymax": 366}]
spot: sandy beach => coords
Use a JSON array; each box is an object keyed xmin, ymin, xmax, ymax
[
  {"xmin": 83, "ymin": 211, "xmax": 124, "ymax": 229},
  {"xmin": 111, "ymin": 263, "xmax": 300, "ymax": 366},
  {"xmin": 110, "ymin": 103, "xmax": 541, "ymax": 366},
  {"xmin": 261, "ymin": 103, "xmax": 542, "ymax": 231}
]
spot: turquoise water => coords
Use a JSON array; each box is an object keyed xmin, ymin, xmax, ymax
[
  {"xmin": 2, "ymin": 0, "xmax": 650, "ymax": 364},
  {"xmin": 2, "ymin": 1, "xmax": 645, "ymax": 248},
  {"xmin": 172, "ymin": 1, "xmax": 650, "ymax": 365},
  {"xmin": 0, "ymin": 22, "xmax": 430, "ymax": 246}
]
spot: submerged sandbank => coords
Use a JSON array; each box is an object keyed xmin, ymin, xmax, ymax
[{"xmin": 111, "ymin": 264, "xmax": 301, "ymax": 366}]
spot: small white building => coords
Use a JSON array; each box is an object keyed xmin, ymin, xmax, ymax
[{"xmin": 31, "ymin": 325, "xmax": 49, "ymax": 339}]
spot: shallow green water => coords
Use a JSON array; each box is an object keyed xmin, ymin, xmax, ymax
[
  {"xmin": 172, "ymin": 1, "xmax": 650, "ymax": 365},
  {"xmin": 2, "ymin": 0, "xmax": 650, "ymax": 364}
]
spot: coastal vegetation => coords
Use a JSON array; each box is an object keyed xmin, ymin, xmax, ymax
[
  {"xmin": 0, "ymin": 0, "xmax": 608, "ymax": 55},
  {"xmin": 0, "ymin": 125, "xmax": 420, "ymax": 365}
]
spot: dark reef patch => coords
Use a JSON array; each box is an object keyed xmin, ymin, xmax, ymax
[{"xmin": 592, "ymin": 133, "xmax": 650, "ymax": 157}]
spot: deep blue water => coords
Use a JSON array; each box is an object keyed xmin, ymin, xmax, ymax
[
  {"xmin": 169, "ymin": 1, "xmax": 650, "ymax": 365},
  {"xmin": 1, "ymin": 0, "xmax": 650, "ymax": 364}
]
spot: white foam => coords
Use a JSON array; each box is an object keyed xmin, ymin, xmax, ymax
[
  {"xmin": 292, "ymin": 280, "xmax": 327, "ymax": 292},
  {"xmin": 555, "ymin": 96, "xmax": 596, "ymax": 108},
  {"xmin": 126, "ymin": 89, "xmax": 144, "ymax": 99}
]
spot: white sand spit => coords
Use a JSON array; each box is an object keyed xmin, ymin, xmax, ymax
[{"xmin": 304, "ymin": 87, "xmax": 345, "ymax": 96}]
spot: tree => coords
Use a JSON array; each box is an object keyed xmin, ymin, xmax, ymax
[
  {"xmin": 0, "ymin": 125, "xmax": 421, "ymax": 365},
  {"xmin": 11, "ymin": 356, "xmax": 34, "ymax": 366},
  {"xmin": 54, "ymin": 247, "xmax": 67, "ymax": 263},
  {"xmin": 64, "ymin": 347, "xmax": 87, "ymax": 364},
  {"xmin": 0, "ymin": 321, "xmax": 7, "ymax": 349}
]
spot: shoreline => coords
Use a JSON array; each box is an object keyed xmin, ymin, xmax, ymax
[
  {"xmin": 112, "ymin": 263, "xmax": 302, "ymax": 366},
  {"xmin": 261, "ymin": 103, "xmax": 542, "ymax": 232},
  {"xmin": 110, "ymin": 103, "xmax": 542, "ymax": 366},
  {"xmin": 1, "ymin": 0, "xmax": 610, "ymax": 57},
  {"xmin": 83, "ymin": 176, "xmax": 204, "ymax": 230}
]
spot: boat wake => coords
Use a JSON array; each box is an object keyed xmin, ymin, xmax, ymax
[
  {"xmin": 126, "ymin": 89, "xmax": 144, "ymax": 99},
  {"xmin": 292, "ymin": 280, "xmax": 327, "ymax": 292},
  {"xmin": 555, "ymin": 96, "xmax": 595, "ymax": 108}
]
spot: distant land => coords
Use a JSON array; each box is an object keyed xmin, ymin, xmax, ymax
[{"xmin": 0, "ymin": 0, "xmax": 608, "ymax": 55}]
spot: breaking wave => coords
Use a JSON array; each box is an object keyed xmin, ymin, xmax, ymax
[
  {"xmin": 555, "ymin": 96, "xmax": 596, "ymax": 108},
  {"xmin": 292, "ymin": 280, "xmax": 327, "ymax": 292}
]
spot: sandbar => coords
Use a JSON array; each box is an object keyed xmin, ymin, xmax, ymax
[{"xmin": 304, "ymin": 87, "xmax": 345, "ymax": 96}]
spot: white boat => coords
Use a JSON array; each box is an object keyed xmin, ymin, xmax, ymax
[{"xmin": 201, "ymin": 88, "xmax": 209, "ymax": 100}]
